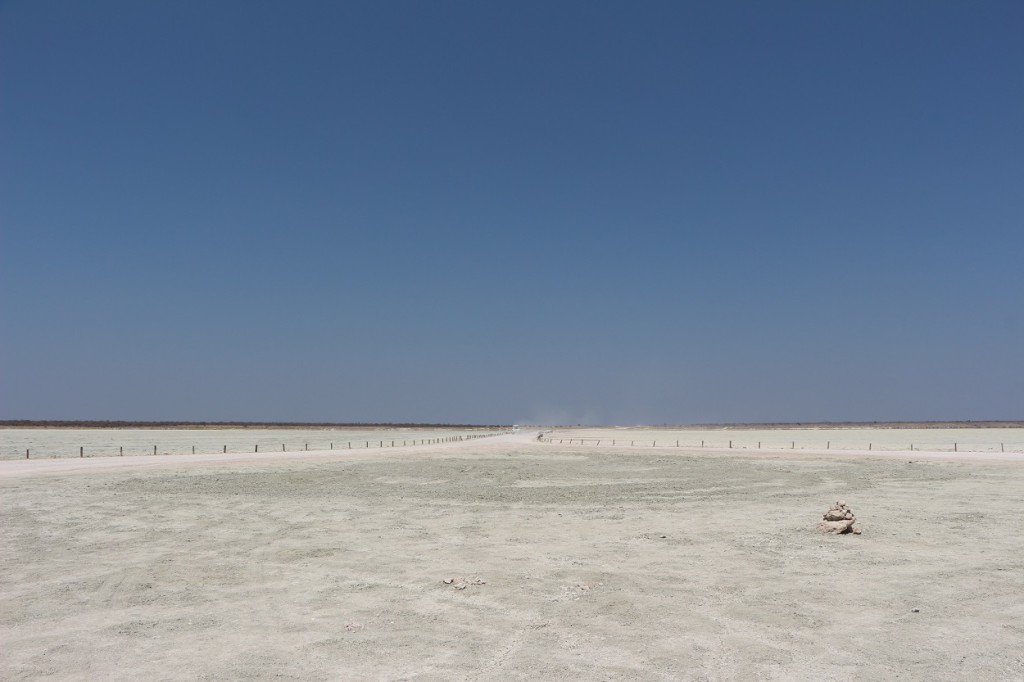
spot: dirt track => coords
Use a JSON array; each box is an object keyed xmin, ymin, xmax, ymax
[{"xmin": 2, "ymin": 433, "xmax": 1023, "ymax": 680}]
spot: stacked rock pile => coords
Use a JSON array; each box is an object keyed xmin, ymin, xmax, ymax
[{"xmin": 817, "ymin": 500, "xmax": 862, "ymax": 534}]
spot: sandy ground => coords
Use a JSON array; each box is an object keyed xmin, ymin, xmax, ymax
[{"xmin": 2, "ymin": 433, "xmax": 1024, "ymax": 681}]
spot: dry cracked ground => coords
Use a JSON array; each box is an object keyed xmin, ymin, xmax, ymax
[{"xmin": 2, "ymin": 443, "xmax": 1023, "ymax": 681}]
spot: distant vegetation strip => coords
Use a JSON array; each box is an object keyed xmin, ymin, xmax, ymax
[
  {"xmin": 577, "ymin": 421, "xmax": 1024, "ymax": 430},
  {"xmin": 0, "ymin": 420, "xmax": 509, "ymax": 429},
  {"xmin": 3, "ymin": 420, "xmax": 1021, "ymax": 430}
]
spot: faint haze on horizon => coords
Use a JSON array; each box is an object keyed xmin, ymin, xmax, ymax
[{"xmin": 1, "ymin": 1, "xmax": 1022, "ymax": 425}]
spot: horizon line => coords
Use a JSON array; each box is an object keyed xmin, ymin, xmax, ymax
[{"xmin": 2, "ymin": 419, "xmax": 1022, "ymax": 430}]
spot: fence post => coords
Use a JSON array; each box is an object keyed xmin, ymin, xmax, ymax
[
  {"xmin": 954, "ymin": 442, "xmax": 958, "ymax": 452},
  {"xmin": 701, "ymin": 440, "xmax": 704, "ymax": 448},
  {"xmin": 154, "ymin": 445, "xmax": 157, "ymax": 455},
  {"xmin": 26, "ymin": 449, "xmax": 29, "ymax": 459},
  {"xmin": 192, "ymin": 446, "xmax": 195, "ymax": 454},
  {"xmin": 120, "ymin": 446, "xmax": 123, "ymax": 456},
  {"xmin": 80, "ymin": 446, "xmax": 83, "ymax": 458},
  {"xmin": 255, "ymin": 444, "xmax": 258, "ymax": 453},
  {"xmin": 729, "ymin": 440, "xmax": 732, "ymax": 449},
  {"xmin": 1002, "ymin": 443, "xmax": 1005, "ymax": 452},
  {"xmin": 223, "ymin": 445, "xmax": 226, "ymax": 453},
  {"xmin": 791, "ymin": 441, "xmax": 794, "ymax": 449},
  {"xmin": 283, "ymin": 444, "xmax": 286, "ymax": 451},
  {"xmin": 869, "ymin": 443, "xmax": 872, "ymax": 451},
  {"xmin": 826, "ymin": 441, "xmax": 829, "ymax": 450},
  {"xmin": 305, "ymin": 443, "xmax": 308, "ymax": 451}
]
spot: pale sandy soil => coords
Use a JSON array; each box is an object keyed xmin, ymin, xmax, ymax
[
  {"xmin": 2, "ymin": 433, "xmax": 1023, "ymax": 681},
  {"xmin": 544, "ymin": 427, "xmax": 1024, "ymax": 455}
]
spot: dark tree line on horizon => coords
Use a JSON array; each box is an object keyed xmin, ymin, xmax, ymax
[
  {"xmin": 1, "ymin": 420, "xmax": 1021, "ymax": 430},
  {"xmin": 0, "ymin": 420, "xmax": 510, "ymax": 429}
]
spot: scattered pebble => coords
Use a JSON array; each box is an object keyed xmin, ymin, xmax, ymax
[{"xmin": 443, "ymin": 575, "xmax": 486, "ymax": 590}]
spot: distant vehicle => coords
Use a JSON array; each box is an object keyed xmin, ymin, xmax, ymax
[{"xmin": 512, "ymin": 424, "xmax": 520, "ymax": 432}]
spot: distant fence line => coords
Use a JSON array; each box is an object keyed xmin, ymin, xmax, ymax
[
  {"xmin": 6, "ymin": 431, "xmax": 512, "ymax": 460},
  {"xmin": 538, "ymin": 436, "xmax": 1019, "ymax": 454}
]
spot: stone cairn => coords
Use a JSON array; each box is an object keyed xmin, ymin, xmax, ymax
[{"xmin": 817, "ymin": 500, "xmax": 862, "ymax": 534}]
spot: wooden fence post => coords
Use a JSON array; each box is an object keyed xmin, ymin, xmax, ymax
[
  {"xmin": 80, "ymin": 446, "xmax": 83, "ymax": 458},
  {"xmin": 154, "ymin": 445, "xmax": 157, "ymax": 455}
]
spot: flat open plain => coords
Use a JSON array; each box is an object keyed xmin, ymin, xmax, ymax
[{"xmin": 2, "ymin": 432, "xmax": 1023, "ymax": 681}]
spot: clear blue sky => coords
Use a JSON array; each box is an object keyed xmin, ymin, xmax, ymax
[{"xmin": 1, "ymin": 1, "xmax": 1022, "ymax": 424}]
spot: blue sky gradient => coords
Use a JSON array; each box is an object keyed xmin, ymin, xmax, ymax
[{"xmin": 2, "ymin": 1, "xmax": 1022, "ymax": 424}]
